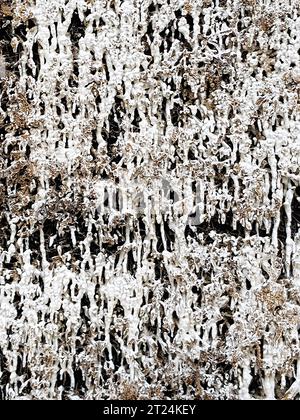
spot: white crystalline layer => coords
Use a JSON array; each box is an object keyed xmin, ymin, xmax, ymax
[{"xmin": 0, "ymin": 0, "xmax": 300, "ymax": 401}]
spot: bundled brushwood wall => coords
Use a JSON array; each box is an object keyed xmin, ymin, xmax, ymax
[{"xmin": 0, "ymin": 0, "xmax": 300, "ymax": 400}]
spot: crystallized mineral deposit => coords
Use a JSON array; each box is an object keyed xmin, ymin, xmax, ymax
[{"xmin": 0, "ymin": 0, "xmax": 300, "ymax": 400}]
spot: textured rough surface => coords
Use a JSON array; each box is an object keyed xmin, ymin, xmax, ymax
[{"xmin": 0, "ymin": 0, "xmax": 300, "ymax": 400}]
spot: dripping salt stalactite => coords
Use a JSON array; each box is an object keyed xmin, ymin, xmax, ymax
[{"xmin": 0, "ymin": 0, "xmax": 300, "ymax": 401}]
